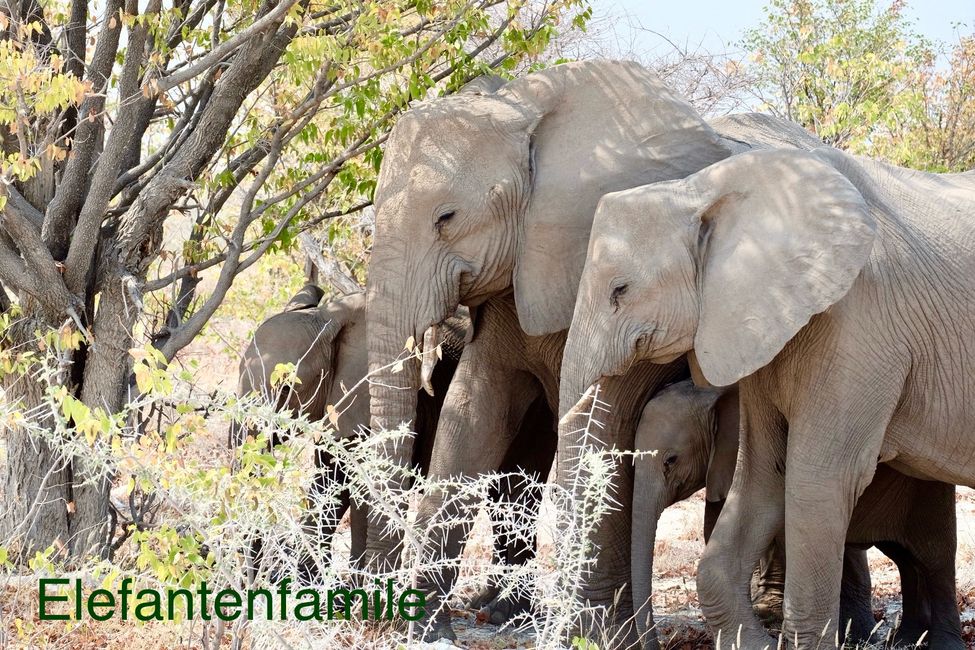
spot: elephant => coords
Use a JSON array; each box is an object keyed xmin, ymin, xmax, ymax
[
  {"xmin": 560, "ymin": 145, "xmax": 975, "ymax": 647},
  {"xmin": 363, "ymin": 57, "xmax": 833, "ymax": 642},
  {"xmin": 631, "ymin": 380, "xmax": 960, "ymax": 649},
  {"xmin": 233, "ymin": 285, "xmax": 555, "ymax": 602},
  {"xmin": 232, "ymin": 287, "xmax": 457, "ymax": 576}
]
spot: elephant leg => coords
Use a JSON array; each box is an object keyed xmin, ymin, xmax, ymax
[
  {"xmin": 875, "ymin": 542, "xmax": 928, "ymax": 645},
  {"xmin": 752, "ymin": 536, "xmax": 786, "ymax": 625},
  {"xmin": 297, "ymin": 446, "xmax": 351, "ymax": 583},
  {"xmin": 697, "ymin": 386, "xmax": 786, "ymax": 649},
  {"xmin": 838, "ymin": 547, "xmax": 875, "ymax": 645},
  {"xmin": 465, "ymin": 528, "xmax": 508, "ymax": 612},
  {"xmin": 348, "ymin": 502, "xmax": 369, "ymax": 573},
  {"xmin": 412, "ymin": 341, "xmax": 544, "ymax": 642},
  {"xmin": 780, "ymin": 420, "xmax": 888, "ymax": 648},
  {"xmin": 896, "ymin": 480, "xmax": 962, "ymax": 649},
  {"xmin": 477, "ymin": 396, "xmax": 557, "ymax": 625}
]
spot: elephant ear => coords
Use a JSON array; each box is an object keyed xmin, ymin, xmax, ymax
[
  {"xmin": 284, "ymin": 284, "xmax": 325, "ymax": 311},
  {"xmin": 497, "ymin": 60, "xmax": 731, "ymax": 336},
  {"xmin": 691, "ymin": 148, "xmax": 877, "ymax": 386},
  {"xmin": 705, "ymin": 385, "xmax": 740, "ymax": 503}
]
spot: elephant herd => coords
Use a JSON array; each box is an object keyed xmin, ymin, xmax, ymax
[{"xmin": 235, "ymin": 60, "xmax": 975, "ymax": 649}]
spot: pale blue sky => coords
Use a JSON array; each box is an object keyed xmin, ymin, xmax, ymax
[{"xmin": 590, "ymin": 0, "xmax": 974, "ymax": 57}]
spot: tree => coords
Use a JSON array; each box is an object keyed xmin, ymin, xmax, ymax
[
  {"xmin": 0, "ymin": 0, "xmax": 583, "ymax": 561},
  {"xmin": 742, "ymin": 0, "xmax": 931, "ymax": 149},
  {"xmin": 871, "ymin": 31, "xmax": 975, "ymax": 172}
]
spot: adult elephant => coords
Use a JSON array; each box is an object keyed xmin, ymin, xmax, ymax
[
  {"xmin": 632, "ymin": 380, "xmax": 960, "ymax": 649},
  {"xmin": 363, "ymin": 59, "xmax": 824, "ymax": 641},
  {"xmin": 560, "ymin": 147, "xmax": 975, "ymax": 647}
]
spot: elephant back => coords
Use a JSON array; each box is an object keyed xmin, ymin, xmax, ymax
[{"xmin": 709, "ymin": 112, "xmax": 823, "ymax": 153}]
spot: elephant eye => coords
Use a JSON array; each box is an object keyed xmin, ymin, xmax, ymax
[
  {"xmin": 434, "ymin": 210, "xmax": 456, "ymax": 234},
  {"xmin": 610, "ymin": 283, "xmax": 628, "ymax": 311},
  {"xmin": 664, "ymin": 454, "xmax": 678, "ymax": 468}
]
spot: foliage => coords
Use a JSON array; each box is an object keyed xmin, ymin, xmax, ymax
[
  {"xmin": 742, "ymin": 0, "xmax": 932, "ymax": 150},
  {"xmin": 743, "ymin": 0, "xmax": 975, "ymax": 172},
  {"xmin": 870, "ymin": 32, "xmax": 975, "ymax": 172},
  {"xmin": 0, "ymin": 339, "xmax": 630, "ymax": 648}
]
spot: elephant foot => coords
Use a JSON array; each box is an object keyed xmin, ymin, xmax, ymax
[
  {"xmin": 891, "ymin": 619, "xmax": 962, "ymax": 650},
  {"xmin": 465, "ymin": 584, "xmax": 501, "ymax": 611},
  {"xmin": 914, "ymin": 630, "xmax": 965, "ymax": 650},
  {"xmin": 420, "ymin": 612, "xmax": 458, "ymax": 643},
  {"xmin": 475, "ymin": 590, "xmax": 532, "ymax": 625},
  {"xmin": 751, "ymin": 584, "xmax": 784, "ymax": 626}
]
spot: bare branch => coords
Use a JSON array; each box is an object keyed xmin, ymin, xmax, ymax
[
  {"xmin": 4, "ymin": 184, "xmax": 44, "ymax": 230},
  {"xmin": 154, "ymin": 0, "xmax": 302, "ymax": 92},
  {"xmin": 109, "ymin": 0, "xmax": 306, "ymax": 306},
  {"xmin": 42, "ymin": 0, "xmax": 126, "ymax": 258},
  {"xmin": 64, "ymin": 0, "xmax": 88, "ymax": 79},
  {"xmin": 63, "ymin": 0, "xmax": 162, "ymax": 295},
  {"xmin": 0, "ymin": 185, "xmax": 74, "ymax": 315},
  {"xmin": 0, "ymin": 238, "xmax": 34, "ymax": 297},
  {"xmin": 298, "ymin": 232, "xmax": 361, "ymax": 295}
]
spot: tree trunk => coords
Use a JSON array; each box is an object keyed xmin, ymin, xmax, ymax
[
  {"xmin": 70, "ymin": 275, "xmax": 137, "ymax": 556},
  {"xmin": 1, "ymin": 322, "xmax": 72, "ymax": 558},
  {"xmin": 1, "ymin": 277, "xmax": 135, "ymax": 559}
]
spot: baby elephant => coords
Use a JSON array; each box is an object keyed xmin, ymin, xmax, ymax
[{"xmin": 632, "ymin": 380, "xmax": 961, "ymax": 649}]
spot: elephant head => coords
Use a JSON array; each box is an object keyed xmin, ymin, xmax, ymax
[
  {"xmin": 630, "ymin": 380, "xmax": 738, "ymax": 645},
  {"xmin": 563, "ymin": 148, "xmax": 877, "ymax": 397},
  {"xmin": 364, "ymin": 61, "xmax": 729, "ymax": 560},
  {"xmin": 232, "ymin": 289, "xmax": 366, "ymax": 447}
]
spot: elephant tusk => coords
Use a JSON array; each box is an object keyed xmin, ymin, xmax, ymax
[
  {"xmin": 558, "ymin": 384, "xmax": 600, "ymax": 429},
  {"xmin": 420, "ymin": 324, "xmax": 441, "ymax": 396}
]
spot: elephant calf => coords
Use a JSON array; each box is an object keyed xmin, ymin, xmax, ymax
[
  {"xmin": 232, "ymin": 286, "xmax": 465, "ymax": 575},
  {"xmin": 234, "ymin": 285, "xmax": 554, "ymax": 608},
  {"xmin": 632, "ymin": 379, "xmax": 961, "ymax": 649}
]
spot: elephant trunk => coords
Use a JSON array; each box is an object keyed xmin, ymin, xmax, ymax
[
  {"xmin": 363, "ymin": 270, "xmax": 423, "ymax": 570},
  {"xmin": 631, "ymin": 478, "xmax": 667, "ymax": 649},
  {"xmin": 555, "ymin": 309, "xmax": 619, "ymax": 484},
  {"xmin": 557, "ymin": 299, "xmax": 624, "ymax": 417}
]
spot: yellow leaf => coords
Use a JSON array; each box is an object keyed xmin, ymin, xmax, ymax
[
  {"xmin": 404, "ymin": 336, "xmax": 415, "ymax": 352},
  {"xmin": 134, "ymin": 365, "xmax": 152, "ymax": 393},
  {"xmin": 326, "ymin": 404, "xmax": 340, "ymax": 427}
]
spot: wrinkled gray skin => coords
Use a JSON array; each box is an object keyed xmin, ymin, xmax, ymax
[
  {"xmin": 632, "ymin": 380, "xmax": 960, "ymax": 649},
  {"xmin": 365, "ymin": 59, "xmax": 826, "ymax": 643},
  {"xmin": 564, "ymin": 146, "xmax": 975, "ymax": 647}
]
